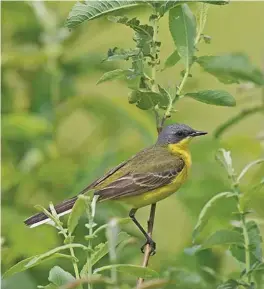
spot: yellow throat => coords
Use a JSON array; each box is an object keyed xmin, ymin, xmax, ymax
[{"xmin": 168, "ymin": 136, "xmax": 192, "ymax": 168}]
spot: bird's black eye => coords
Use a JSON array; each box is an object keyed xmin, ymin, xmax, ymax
[{"xmin": 176, "ymin": 131, "xmax": 184, "ymax": 137}]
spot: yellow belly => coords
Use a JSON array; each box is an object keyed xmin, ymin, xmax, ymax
[
  {"xmin": 119, "ymin": 165, "xmax": 188, "ymax": 208},
  {"xmin": 114, "ymin": 141, "xmax": 192, "ymax": 208}
]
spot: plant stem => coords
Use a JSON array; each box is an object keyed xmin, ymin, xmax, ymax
[
  {"xmin": 232, "ymin": 181, "xmax": 251, "ymax": 284},
  {"xmin": 60, "ymin": 230, "xmax": 82, "ymax": 289},
  {"xmin": 177, "ymin": 69, "xmax": 189, "ymax": 97},
  {"xmin": 137, "ymin": 10, "xmax": 159, "ymax": 288},
  {"xmin": 137, "ymin": 203, "xmax": 156, "ymax": 288},
  {"xmin": 239, "ymin": 205, "xmax": 251, "ymax": 283},
  {"xmin": 63, "ymin": 233, "xmax": 80, "ymax": 280},
  {"xmin": 214, "ymin": 106, "xmax": 264, "ymax": 139},
  {"xmin": 87, "ymin": 213, "xmax": 94, "ymax": 289},
  {"xmin": 195, "ymin": 3, "xmax": 209, "ymax": 45}
]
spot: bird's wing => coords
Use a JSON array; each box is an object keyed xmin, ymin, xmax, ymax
[
  {"xmin": 95, "ymin": 157, "xmax": 185, "ymax": 201},
  {"xmin": 77, "ymin": 159, "xmax": 129, "ymax": 195}
]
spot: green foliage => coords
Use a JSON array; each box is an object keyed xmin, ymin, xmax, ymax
[
  {"xmin": 97, "ymin": 69, "xmax": 133, "ymax": 85},
  {"xmin": 65, "ymin": 1, "xmax": 144, "ymax": 29},
  {"xmin": 197, "ymin": 53, "xmax": 264, "ymax": 85},
  {"xmin": 163, "ymin": 50, "xmax": 181, "ymax": 70},
  {"xmin": 2, "ymin": 113, "xmax": 52, "ymax": 140},
  {"xmin": 48, "ymin": 266, "xmax": 75, "ymax": 287},
  {"xmin": 194, "ymin": 149, "xmax": 264, "ymax": 288},
  {"xmin": 193, "ymin": 192, "xmax": 237, "ymax": 242},
  {"xmin": 67, "ymin": 195, "xmax": 87, "ymax": 235},
  {"xmin": 129, "ymin": 90, "xmax": 169, "ymax": 110},
  {"xmin": 3, "ymin": 253, "xmax": 76, "ymax": 279},
  {"xmin": 94, "ymin": 264, "xmax": 159, "ymax": 279},
  {"xmin": 201, "ymin": 230, "xmax": 243, "ymax": 249},
  {"xmin": 2, "ymin": 1, "xmax": 264, "ymax": 289},
  {"xmin": 230, "ymin": 221, "xmax": 263, "ymax": 266},
  {"xmin": 169, "ymin": 4, "xmax": 196, "ymax": 69},
  {"xmin": 186, "ymin": 90, "xmax": 236, "ymax": 107}
]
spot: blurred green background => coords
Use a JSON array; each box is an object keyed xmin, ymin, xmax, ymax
[{"xmin": 2, "ymin": 1, "xmax": 264, "ymax": 289}]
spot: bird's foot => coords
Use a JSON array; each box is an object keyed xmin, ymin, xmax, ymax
[{"xmin": 141, "ymin": 238, "xmax": 156, "ymax": 256}]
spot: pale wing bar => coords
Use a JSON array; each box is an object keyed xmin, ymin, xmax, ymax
[{"xmin": 96, "ymin": 164, "xmax": 184, "ymax": 201}]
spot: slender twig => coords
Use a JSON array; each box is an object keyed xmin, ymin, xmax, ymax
[
  {"xmin": 214, "ymin": 106, "xmax": 264, "ymax": 139},
  {"xmin": 223, "ymin": 154, "xmax": 252, "ymax": 285},
  {"xmin": 137, "ymin": 204, "xmax": 156, "ymax": 288},
  {"xmin": 61, "ymin": 231, "xmax": 81, "ymax": 280},
  {"xmin": 137, "ymin": 9, "xmax": 159, "ymax": 288}
]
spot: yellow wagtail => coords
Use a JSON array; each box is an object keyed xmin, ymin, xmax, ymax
[{"xmin": 25, "ymin": 123, "xmax": 207, "ymax": 254}]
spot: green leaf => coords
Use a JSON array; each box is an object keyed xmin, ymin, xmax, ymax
[
  {"xmin": 25, "ymin": 244, "xmax": 85, "ymax": 267},
  {"xmin": 164, "ymin": 268, "xmax": 207, "ymax": 288},
  {"xmin": 108, "ymin": 16, "xmax": 153, "ymax": 55},
  {"xmin": 169, "ymin": 4, "xmax": 196, "ymax": 68},
  {"xmin": 105, "ymin": 47, "xmax": 139, "ymax": 61},
  {"xmin": 201, "ymin": 230, "xmax": 243, "ymax": 249},
  {"xmin": 186, "ymin": 90, "xmax": 236, "ymax": 107},
  {"xmin": 129, "ymin": 90, "xmax": 169, "ymax": 110},
  {"xmin": 217, "ymin": 279, "xmax": 239, "ymax": 289},
  {"xmin": 80, "ymin": 232, "xmax": 130, "ymax": 277},
  {"xmin": 65, "ymin": 1, "xmax": 144, "ymax": 29},
  {"xmin": 237, "ymin": 158, "xmax": 264, "ymax": 183},
  {"xmin": 67, "ymin": 195, "xmax": 87, "ymax": 234},
  {"xmin": 2, "ymin": 114, "xmax": 52, "ymax": 141},
  {"xmin": 163, "ymin": 50, "xmax": 181, "ymax": 70},
  {"xmin": 48, "ymin": 266, "xmax": 75, "ymax": 286},
  {"xmin": 197, "ymin": 53, "xmax": 264, "ymax": 85},
  {"xmin": 152, "ymin": 0, "xmax": 228, "ymax": 17},
  {"xmin": 193, "ymin": 192, "xmax": 237, "ymax": 242},
  {"xmin": 3, "ymin": 253, "xmax": 76, "ymax": 279},
  {"xmin": 97, "ymin": 69, "xmax": 133, "ymax": 85},
  {"xmin": 230, "ymin": 221, "xmax": 263, "ymax": 265},
  {"xmin": 94, "ymin": 264, "xmax": 159, "ymax": 279},
  {"xmin": 154, "ymin": 1, "xmax": 181, "ymax": 17},
  {"xmin": 34, "ymin": 204, "xmax": 62, "ymax": 228}
]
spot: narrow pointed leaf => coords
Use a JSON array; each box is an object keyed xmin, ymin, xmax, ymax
[
  {"xmin": 186, "ymin": 90, "xmax": 236, "ymax": 107},
  {"xmin": 67, "ymin": 195, "xmax": 87, "ymax": 234},
  {"xmin": 197, "ymin": 53, "xmax": 264, "ymax": 85},
  {"xmin": 65, "ymin": 1, "xmax": 144, "ymax": 29},
  {"xmin": 230, "ymin": 221, "xmax": 263, "ymax": 265},
  {"xmin": 163, "ymin": 50, "xmax": 181, "ymax": 70},
  {"xmin": 237, "ymin": 158, "xmax": 264, "ymax": 182},
  {"xmin": 94, "ymin": 264, "xmax": 159, "ymax": 279},
  {"xmin": 48, "ymin": 266, "xmax": 75, "ymax": 286},
  {"xmin": 217, "ymin": 279, "xmax": 239, "ymax": 289},
  {"xmin": 201, "ymin": 230, "xmax": 243, "ymax": 249},
  {"xmin": 3, "ymin": 253, "xmax": 76, "ymax": 279},
  {"xmin": 169, "ymin": 4, "xmax": 196, "ymax": 68},
  {"xmin": 193, "ymin": 192, "xmax": 237, "ymax": 242},
  {"xmin": 97, "ymin": 69, "xmax": 134, "ymax": 85}
]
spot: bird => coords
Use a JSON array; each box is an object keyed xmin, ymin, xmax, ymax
[{"xmin": 24, "ymin": 123, "xmax": 207, "ymax": 254}]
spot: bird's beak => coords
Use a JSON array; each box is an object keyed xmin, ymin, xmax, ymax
[{"xmin": 191, "ymin": 130, "xmax": 207, "ymax": 137}]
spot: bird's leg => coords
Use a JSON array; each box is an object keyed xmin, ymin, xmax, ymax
[{"xmin": 129, "ymin": 208, "xmax": 156, "ymax": 255}]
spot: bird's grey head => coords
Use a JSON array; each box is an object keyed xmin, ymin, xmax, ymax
[{"xmin": 156, "ymin": 123, "xmax": 207, "ymax": 145}]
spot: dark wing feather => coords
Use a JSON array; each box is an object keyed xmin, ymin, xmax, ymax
[
  {"xmin": 77, "ymin": 159, "xmax": 129, "ymax": 195},
  {"xmin": 95, "ymin": 163, "xmax": 184, "ymax": 201}
]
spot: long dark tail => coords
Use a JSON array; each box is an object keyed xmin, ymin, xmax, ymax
[{"xmin": 24, "ymin": 196, "xmax": 78, "ymax": 228}]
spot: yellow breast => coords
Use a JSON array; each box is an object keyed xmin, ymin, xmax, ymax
[{"xmin": 120, "ymin": 139, "xmax": 192, "ymax": 208}]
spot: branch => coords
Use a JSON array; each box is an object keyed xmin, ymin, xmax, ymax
[
  {"xmin": 137, "ymin": 203, "xmax": 156, "ymax": 288},
  {"xmin": 214, "ymin": 106, "xmax": 264, "ymax": 139},
  {"xmin": 137, "ymin": 10, "xmax": 159, "ymax": 288}
]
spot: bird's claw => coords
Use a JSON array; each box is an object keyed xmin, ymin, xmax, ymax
[{"xmin": 141, "ymin": 239, "xmax": 156, "ymax": 256}]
